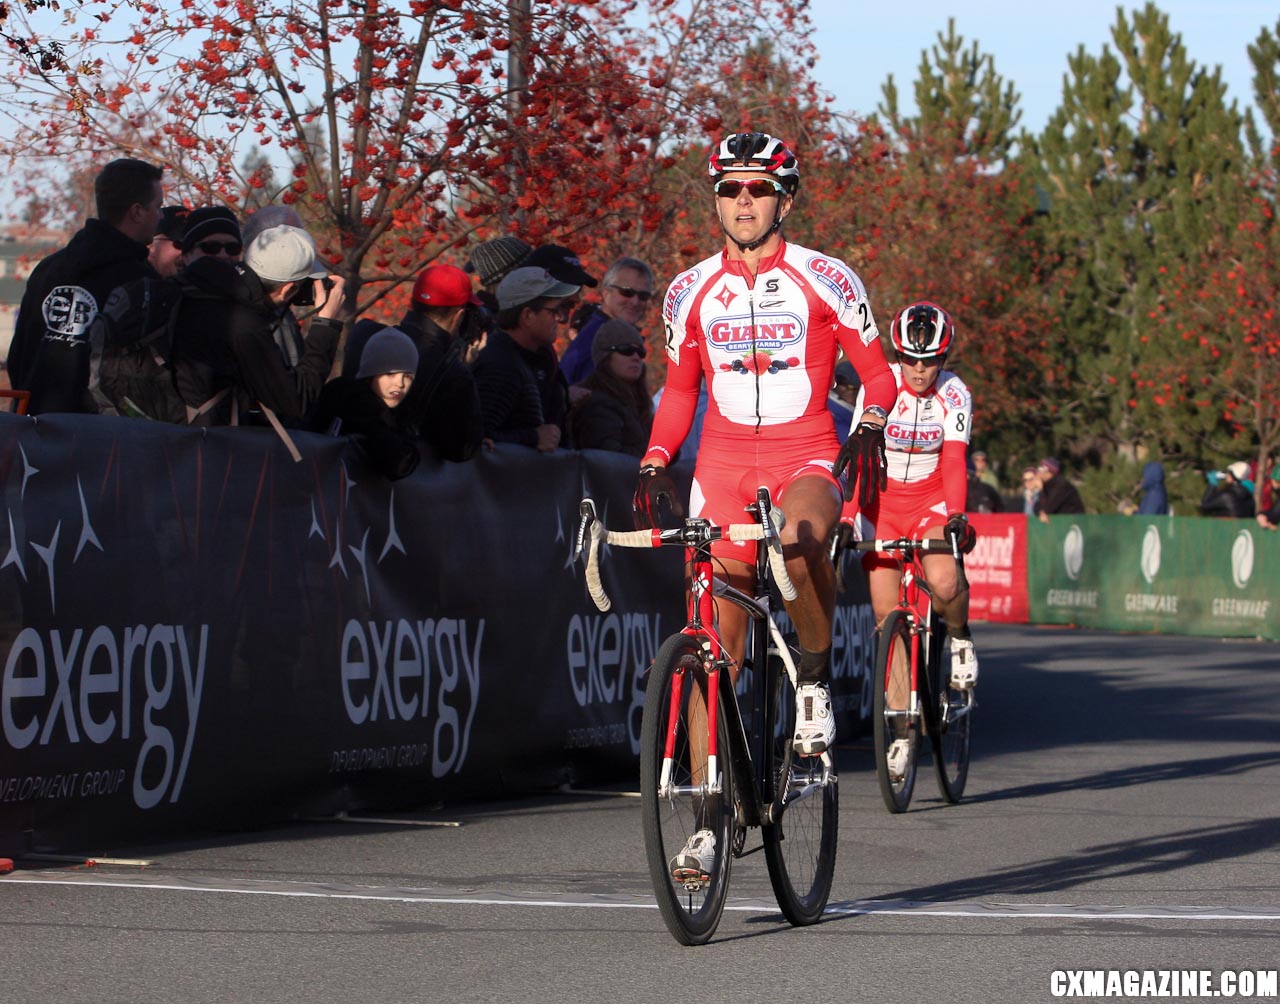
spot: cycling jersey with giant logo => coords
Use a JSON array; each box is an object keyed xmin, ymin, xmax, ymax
[
  {"xmin": 646, "ymin": 241, "xmax": 895, "ymax": 463},
  {"xmin": 645, "ymin": 241, "xmax": 896, "ymax": 561},
  {"xmin": 853, "ymin": 362, "xmax": 972, "ymax": 546},
  {"xmin": 868, "ymin": 363, "xmax": 972, "ymax": 483}
]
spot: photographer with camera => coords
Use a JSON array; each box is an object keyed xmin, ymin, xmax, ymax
[
  {"xmin": 343, "ymin": 264, "xmax": 486, "ymax": 462},
  {"xmin": 171, "ymin": 223, "xmax": 344, "ymax": 427}
]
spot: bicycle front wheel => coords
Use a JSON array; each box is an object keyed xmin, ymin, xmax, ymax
[
  {"xmin": 640, "ymin": 633, "xmax": 735, "ymax": 946},
  {"xmin": 762, "ymin": 643, "xmax": 838, "ymax": 926},
  {"xmin": 929, "ymin": 632, "xmax": 973, "ymax": 803},
  {"xmin": 873, "ymin": 610, "xmax": 919, "ymax": 813}
]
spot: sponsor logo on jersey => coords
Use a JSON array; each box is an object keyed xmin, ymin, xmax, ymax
[
  {"xmin": 886, "ymin": 420, "xmax": 943, "ymax": 450},
  {"xmin": 944, "ymin": 388, "xmax": 967, "ymax": 412},
  {"xmin": 663, "ymin": 268, "xmax": 700, "ymax": 322},
  {"xmin": 706, "ymin": 312, "xmax": 805, "ymax": 352},
  {"xmin": 806, "ymin": 256, "xmax": 859, "ymax": 305}
]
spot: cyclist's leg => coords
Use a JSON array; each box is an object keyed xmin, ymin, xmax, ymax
[
  {"xmin": 921, "ymin": 524, "xmax": 977, "ymax": 689},
  {"xmin": 775, "ymin": 471, "xmax": 843, "ymax": 754}
]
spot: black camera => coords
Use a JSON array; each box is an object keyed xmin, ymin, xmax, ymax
[
  {"xmin": 292, "ymin": 275, "xmax": 334, "ymax": 308},
  {"xmin": 458, "ymin": 302, "xmax": 496, "ymax": 346}
]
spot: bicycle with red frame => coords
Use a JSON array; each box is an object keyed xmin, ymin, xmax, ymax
[
  {"xmin": 576, "ymin": 487, "xmax": 838, "ymax": 945},
  {"xmin": 853, "ymin": 531, "xmax": 974, "ymax": 813}
]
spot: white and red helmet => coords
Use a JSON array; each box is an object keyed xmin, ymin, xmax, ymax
[
  {"xmin": 707, "ymin": 132, "xmax": 800, "ymax": 192},
  {"xmin": 890, "ymin": 301, "xmax": 955, "ymax": 360}
]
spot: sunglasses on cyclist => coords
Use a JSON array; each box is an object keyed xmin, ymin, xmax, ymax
[
  {"xmin": 607, "ymin": 284, "xmax": 653, "ymax": 302},
  {"xmin": 195, "ymin": 240, "xmax": 243, "ymax": 256},
  {"xmin": 608, "ymin": 344, "xmax": 647, "ymax": 358},
  {"xmin": 898, "ymin": 352, "xmax": 946, "ymax": 367},
  {"xmin": 713, "ymin": 178, "xmax": 787, "ymax": 200}
]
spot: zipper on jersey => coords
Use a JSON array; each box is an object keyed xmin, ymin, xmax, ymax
[{"xmin": 748, "ymin": 288, "xmax": 763, "ymax": 434}]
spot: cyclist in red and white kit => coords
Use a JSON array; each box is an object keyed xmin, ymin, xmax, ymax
[
  {"xmin": 634, "ymin": 131, "xmax": 896, "ymax": 771},
  {"xmin": 853, "ymin": 301, "xmax": 978, "ymax": 779}
]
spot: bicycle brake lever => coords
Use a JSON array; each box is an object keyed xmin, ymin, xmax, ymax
[{"xmin": 575, "ymin": 498, "xmax": 599, "ymax": 560}]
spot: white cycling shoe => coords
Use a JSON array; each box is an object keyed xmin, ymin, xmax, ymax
[
  {"xmin": 949, "ymin": 637, "xmax": 979, "ymax": 691},
  {"xmin": 793, "ymin": 682, "xmax": 835, "ymax": 756},
  {"xmin": 670, "ymin": 828, "xmax": 717, "ymax": 885},
  {"xmin": 886, "ymin": 738, "xmax": 911, "ymax": 782}
]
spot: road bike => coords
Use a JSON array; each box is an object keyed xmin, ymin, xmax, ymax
[
  {"xmin": 576, "ymin": 488, "xmax": 838, "ymax": 945},
  {"xmin": 852, "ymin": 534, "xmax": 974, "ymax": 813}
]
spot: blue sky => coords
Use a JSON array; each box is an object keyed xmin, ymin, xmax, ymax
[{"xmin": 803, "ymin": 1, "xmax": 1275, "ymax": 134}]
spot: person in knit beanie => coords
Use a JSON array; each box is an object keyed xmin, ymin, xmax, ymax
[
  {"xmin": 465, "ymin": 236, "xmax": 532, "ymax": 291},
  {"xmin": 179, "ymin": 206, "xmax": 243, "ymax": 266},
  {"xmin": 310, "ymin": 326, "xmax": 421, "ymax": 479}
]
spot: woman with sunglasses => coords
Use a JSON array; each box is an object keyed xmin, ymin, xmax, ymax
[
  {"xmin": 854, "ymin": 301, "xmax": 979, "ymax": 781},
  {"xmin": 567, "ymin": 319, "xmax": 653, "ymax": 456},
  {"xmin": 636, "ymin": 130, "xmax": 897, "ymax": 817}
]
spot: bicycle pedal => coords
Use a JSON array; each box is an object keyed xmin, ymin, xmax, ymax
[{"xmin": 673, "ymin": 870, "xmax": 709, "ymax": 891}]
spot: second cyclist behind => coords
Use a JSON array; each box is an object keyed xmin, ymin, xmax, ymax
[
  {"xmin": 853, "ymin": 301, "xmax": 979, "ymax": 779},
  {"xmin": 634, "ymin": 131, "xmax": 897, "ymax": 765}
]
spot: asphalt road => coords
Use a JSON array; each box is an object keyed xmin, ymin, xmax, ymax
[{"xmin": 3, "ymin": 623, "xmax": 1279, "ymax": 1004}]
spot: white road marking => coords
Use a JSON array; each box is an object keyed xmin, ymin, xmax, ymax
[{"xmin": 5, "ymin": 871, "xmax": 1280, "ymax": 921}]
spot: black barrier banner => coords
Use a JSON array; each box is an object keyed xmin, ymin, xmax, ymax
[{"xmin": 0, "ymin": 415, "xmax": 872, "ymax": 853}]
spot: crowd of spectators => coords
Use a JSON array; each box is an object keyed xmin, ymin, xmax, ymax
[{"xmin": 5, "ymin": 157, "xmax": 1278, "ymax": 517}]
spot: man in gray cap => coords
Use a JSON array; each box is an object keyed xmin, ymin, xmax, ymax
[
  {"xmin": 170, "ymin": 223, "xmax": 346, "ymax": 426},
  {"xmin": 471, "ymin": 266, "xmax": 580, "ymax": 452}
]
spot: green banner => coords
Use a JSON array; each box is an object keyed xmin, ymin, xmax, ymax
[{"xmin": 1027, "ymin": 515, "xmax": 1280, "ymax": 640}]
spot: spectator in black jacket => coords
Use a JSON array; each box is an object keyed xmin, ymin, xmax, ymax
[
  {"xmin": 966, "ymin": 459, "xmax": 1002, "ymax": 513},
  {"xmin": 472, "ymin": 267, "xmax": 579, "ymax": 451},
  {"xmin": 171, "ymin": 224, "xmax": 344, "ymax": 426},
  {"xmin": 1200, "ymin": 461, "xmax": 1256, "ymax": 519},
  {"xmin": 9, "ymin": 158, "xmax": 164, "ymax": 414},
  {"xmin": 344, "ymin": 264, "xmax": 485, "ymax": 462},
  {"xmin": 1034, "ymin": 456, "xmax": 1085, "ymax": 523},
  {"xmin": 567, "ymin": 319, "xmax": 652, "ymax": 456},
  {"xmin": 311, "ymin": 326, "xmax": 420, "ymax": 480}
]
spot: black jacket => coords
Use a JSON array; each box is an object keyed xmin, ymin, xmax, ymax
[
  {"xmin": 472, "ymin": 329, "xmax": 569, "ymax": 448},
  {"xmin": 1200, "ymin": 480, "xmax": 1256, "ymax": 519},
  {"xmin": 568, "ymin": 380, "xmax": 651, "ymax": 457},
  {"xmin": 345, "ymin": 311, "xmax": 484, "ymax": 462},
  {"xmin": 966, "ymin": 474, "xmax": 1003, "ymax": 514},
  {"xmin": 1035, "ymin": 472, "xmax": 1085, "ymax": 516},
  {"xmin": 9, "ymin": 218, "xmax": 155, "ymax": 414},
  {"xmin": 310, "ymin": 376, "xmax": 420, "ymax": 480},
  {"xmin": 170, "ymin": 258, "xmax": 340, "ymax": 426}
]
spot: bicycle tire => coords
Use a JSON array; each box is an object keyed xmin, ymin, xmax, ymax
[
  {"xmin": 872, "ymin": 610, "xmax": 919, "ymax": 813},
  {"xmin": 927, "ymin": 628, "xmax": 972, "ymax": 803},
  {"xmin": 640, "ymin": 633, "xmax": 736, "ymax": 945},
  {"xmin": 762, "ymin": 640, "xmax": 838, "ymax": 925}
]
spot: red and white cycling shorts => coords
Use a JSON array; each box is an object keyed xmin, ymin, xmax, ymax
[
  {"xmin": 859, "ymin": 470, "xmax": 953, "ymax": 572},
  {"xmin": 690, "ymin": 425, "xmax": 840, "ymax": 565}
]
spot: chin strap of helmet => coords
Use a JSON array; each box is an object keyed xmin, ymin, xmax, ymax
[{"xmin": 722, "ymin": 195, "xmax": 788, "ymax": 253}]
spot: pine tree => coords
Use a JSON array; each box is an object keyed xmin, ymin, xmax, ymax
[{"xmin": 1023, "ymin": 2, "xmax": 1247, "ymax": 496}]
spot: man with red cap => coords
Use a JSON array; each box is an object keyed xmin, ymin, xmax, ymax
[{"xmin": 344, "ymin": 263, "xmax": 485, "ymax": 461}]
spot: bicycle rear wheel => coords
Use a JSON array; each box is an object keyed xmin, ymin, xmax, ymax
[
  {"xmin": 762, "ymin": 641, "xmax": 838, "ymax": 926},
  {"xmin": 929, "ymin": 631, "xmax": 973, "ymax": 803},
  {"xmin": 872, "ymin": 610, "xmax": 918, "ymax": 813},
  {"xmin": 640, "ymin": 633, "xmax": 735, "ymax": 945}
]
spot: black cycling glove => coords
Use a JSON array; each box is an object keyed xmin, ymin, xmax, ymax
[
  {"xmin": 945, "ymin": 512, "xmax": 977, "ymax": 554},
  {"xmin": 633, "ymin": 464, "xmax": 685, "ymax": 530},
  {"xmin": 833, "ymin": 422, "xmax": 887, "ymax": 509}
]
